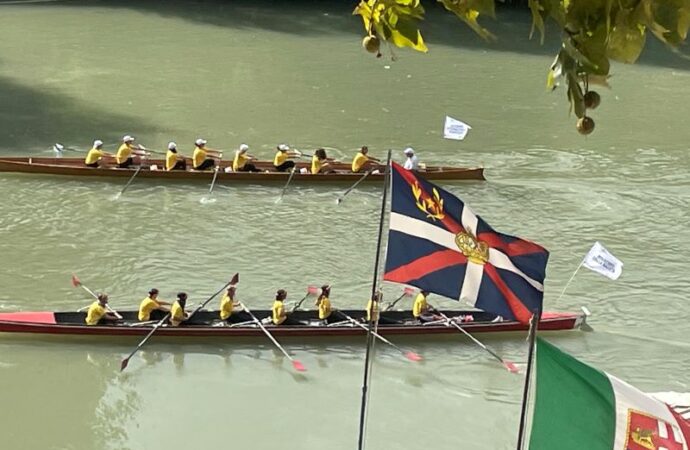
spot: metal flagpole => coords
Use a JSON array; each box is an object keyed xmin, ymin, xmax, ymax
[
  {"xmin": 357, "ymin": 149, "xmax": 392, "ymax": 450},
  {"xmin": 554, "ymin": 258, "xmax": 585, "ymax": 303},
  {"xmin": 516, "ymin": 309, "xmax": 542, "ymax": 450}
]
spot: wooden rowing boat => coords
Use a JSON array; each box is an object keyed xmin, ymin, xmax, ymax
[
  {"xmin": 0, "ymin": 157, "xmax": 485, "ymax": 182},
  {"xmin": 0, "ymin": 308, "xmax": 586, "ymax": 339}
]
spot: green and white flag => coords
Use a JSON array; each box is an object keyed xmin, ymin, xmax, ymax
[{"xmin": 528, "ymin": 338, "xmax": 690, "ymax": 450}]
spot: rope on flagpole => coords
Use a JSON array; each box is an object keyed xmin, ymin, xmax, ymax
[{"xmin": 554, "ymin": 259, "xmax": 584, "ymax": 303}]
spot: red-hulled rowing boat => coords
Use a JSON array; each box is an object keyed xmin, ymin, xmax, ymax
[
  {"xmin": 0, "ymin": 157, "xmax": 485, "ymax": 182},
  {"xmin": 0, "ymin": 308, "xmax": 587, "ymax": 339}
]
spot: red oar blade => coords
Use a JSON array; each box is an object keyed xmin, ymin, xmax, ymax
[
  {"xmin": 504, "ymin": 361, "xmax": 520, "ymax": 374},
  {"xmin": 230, "ymin": 273, "xmax": 239, "ymax": 285},
  {"xmin": 405, "ymin": 351, "xmax": 423, "ymax": 362},
  {"xmin": 71, "ymin": 274, "xmax": 81, "ymax": 288},
  {"xmin": 120, "ymin": 357, "xmax": 130, "ymax": 372},
  {"xmin": 292, "ymin": 360, "xmax": 307, "ymax": 372}
]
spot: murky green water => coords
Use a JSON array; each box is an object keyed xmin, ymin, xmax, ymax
[{"xmin": 1, "ymin": 1, "xmax": 689, "ymax": 449}]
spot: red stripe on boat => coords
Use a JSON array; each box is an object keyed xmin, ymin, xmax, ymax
[{"xmin": 0, "ymin": 312, "xmax": 56, "ymax": 324}]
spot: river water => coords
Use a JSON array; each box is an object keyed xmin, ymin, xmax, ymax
[{"xmin": 0, "ymin": 1, "xmax": 689, "ymax": 449}]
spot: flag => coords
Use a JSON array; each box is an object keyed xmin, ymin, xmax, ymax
[
  {"xmin": 583, "ymin": 241, "xmax": 623, "ymax": 280},
  {"xmin": 529, "ymin": 338, "xmax": 690, "ymax": 450},
  {"xmin": 443, "ymin": 116, "xmax": 471, "ymax": 140},
  {"xmin": 383, "ymin": 162, "xmax": 548, "ymax": 324}
]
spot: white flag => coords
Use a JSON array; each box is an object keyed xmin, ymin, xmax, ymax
[
  {"xmin": 582, "ymin": 241, "xmax": 623, "ymax": 280},
  {"xmin": 443, "ymin": 116, "xmax": 471, "ymax": 140}
]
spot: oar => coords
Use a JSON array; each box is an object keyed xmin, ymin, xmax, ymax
[
  {"xmin": 336, "ymin": 169, "xmax": 372, "ymax": 205},
  {"xmin": 431, "ymin": 306, "xmax": 518, "ymax": 373},
  {"xmin": 275, "ymin": 166, "xmax": 297, "ymax": 204},
  {"xmin": 239, "ymin": 302, "xmax": 306, "ymax": 372},
  {"xmin": 334, "ymin": 310, "xmax": 422, "ymax": 362},
  {"xmin": 71, "ymin": 274, "xmax": 123, "ymax": 319},
  {"xmin": 384, "ymin": 286, "xmax": 416, "ymax": 311},
  {"xmin": 290, "ymin": 285, "xmax": 320, "ymax": 312},
  {"xmin": 120, "ymin": 274, "xmax": 238, "ymax": 372},
  {"xmin": 200, "ymin": 154, "xmax": 223, "ymax": 203},
  {"xmin": 113, "ymin": 165, "xmax": 143, "ymax": 200}
]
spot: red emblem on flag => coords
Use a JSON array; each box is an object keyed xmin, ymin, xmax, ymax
[{"xmin": 625, "ymin": 409, "xmax": 684, "ymax": 450}]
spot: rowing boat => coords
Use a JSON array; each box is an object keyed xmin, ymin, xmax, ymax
[
  {"xmin": 0, "ymin": 308, "xmax": 586, "ymax": 339},
  {"xmin": 0, "ymin": 157, "xmax": 485, "ymax": 182}
]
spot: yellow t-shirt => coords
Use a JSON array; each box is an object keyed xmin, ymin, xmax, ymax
[
  {"xmin": 220, "ymin": 293, "xmax": 236, "ymax": 320},
  {"xmin": 352, "ymin": 152, "xmax": 369, "ymax": 172},
  {"xmin": 311, "ymin": 155, "xmax": 322, "ymax": 174},
  {"xmin": 366, "ymin": 299, "xmax": 379, "ymax": 322},
  {"xmin": 85, "ymin": 301, "xmax": 106, "ymax": 325},
  {"xmin": 412, "ymin": 293, "xmax": 428, "ymax": 318},
  {"xmin": 193, "ymin": 146, "xmax": 208, "ymax": 168},
  {"xmin": 116, "ymin": 143, "xmax": 134, "ymax": 165},
  {"xmin": 317, "ymin": 297, "xmax": 332, "ymax": 320},
  {"xmin": 233, "ymin": 152, "xmax": 249, "ymax": 171},
  {"xmin": 138, "ymin": 296, "xmax": 161, "ymax": 321},
  {"xmin": 274, "ymin": 151, "xmax": 288, "ymax": 167},
  {"xmin": 170, "ymin": 301, "xmax": 185, "ymax": 326},
  {"xmin": 166, "ymin": 150, "xmax": 180, "ymax": 171},
  {"xmin": 85, "ymin": 148, "xmax": 105, "ymax": 165},
  {"xmin": 272, "ymin": 300, "xmax": 286, "ymax": 325}
]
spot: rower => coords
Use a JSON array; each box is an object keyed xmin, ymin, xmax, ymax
[
  {"xmin": 412, "ymin": 290, "xmax": 441, "ymax": 323},
  {"xmin": 220, "ymin": 285, "xmax": 241, "ymax": 322},
  {"xmin": 138, "ymin": 288, "xmax": 171, "ymax": 321},
  {"xmin": 314, "ymin": 284, "xmax": 333, "ymax": 325},
  {"xmin": 365, "ymin": 291, "xmax": 382, "ymax": 323},
  {"xmin": 273, "ymin": 144, "xmax": 300, "ymax": 172},
  {"xmin": 170, "ymin": 292, "xmax": 190, "ymax": 327},
  {"xmin": 351, "ymin": 146, "xmax": 381, "ymax": 173},
  {"xmin": 192, "ymin": 138, "xmax": 221, "ymax": 171},
  {"xmin": 403, "ymin": 147, "xmax": 419, "ymax": 171},
  {"xmin": 166, "ymin": 142, "xmax": 187, "ymax": 171},
  {"xmin": 272, "ymin": 289, "xmax": 300, "ymax": 325},
  {"xmin": 85, "ymin": 293, "xmax": 120, "ymax": 325},
  {"xmin": 311, "ymin": 148, "xmax": 336, "ymax": 174},
  {"xmin": 84, "ymin": 140, "xmax": 114, "ymax": 168},
  {"xmin": 233, "ymin": 144, "xmax": 260, "ymax": 172},
  {"xmin": 116, "ymin": 135, "xmax": 147, "ymax": 168}
]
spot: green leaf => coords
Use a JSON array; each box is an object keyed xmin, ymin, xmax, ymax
[
  {"xmin": 529, "ymin": 0, "xmax": 547, "ymax": 44},
  {"xmin": 607, "ymin": 7, "xmax": 647, "ymax": 63},
  {"xmin": 389, "ymin": 16, "xmax": 429, "ymax": 51},
  {"xmin": 437, "ymin": 0, "xmax": 496, "ymax": 41},
  {"xmin": 566, "ymin": 72, "xmax": 586, "ymax": 118}
]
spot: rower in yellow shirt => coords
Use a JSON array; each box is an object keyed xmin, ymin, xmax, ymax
[
  {"xmin": 233, "ymin": 144, "xmax": 260, "ymax": 172},
  {"xmin": 271, "ymin": 289, "xmax": 301, "ymax": 325},
  {"xmin": 84, "ymin": 140, "xmax": 114, "ymax": 168},
  {"xmin": 351, "ymin": 146, "xmax": 381, "ymax": 173},
  {"xmin": 138, "ymin": 288, "xmax": 171, "ymax": 321},
  {"xmin": 170, "ymin": 292, "xmax": 190, "ymax": 327},
  {"xmin": 85, "ymin": 294, "xmax": 120, "ymax": 325},
  {"xmin": 311, "ymin": 148, "xmax": 336, "ymax": 174},
  {"xmin": 366, "ymin": 291, "xmax": 381, "ymax": 323},
  {"xmin": 165, "ymin": 142, "xmax": 187, "ymax": 171},
  {"xmin": 220, "ymin": 286, "xmax": 241, "ymax": 321},
  {"xmin": 412, "ymin": 290, "xmax": 441, "ymax": 323},
  {"xmin": 314, "ymin": 285, "xmax": 333, "ymax": 324},
  {"xmin": 116, "ymin": 135, "xmax": 147, "ymax": 168},
  {"xmin": 273, "ymin": 144, "xmax": 301, "ymax": 172},
  {"xmin": 192, "ymin": 138, "xmax": 221, "ymax": 170}
]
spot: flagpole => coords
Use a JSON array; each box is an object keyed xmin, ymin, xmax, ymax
[
  {"xmin": 554, "ymin": 258, "xmax": 584, "ymax": 303},
  {"xmin": 357, "ymin": 149, "xmax": 392, "ymax": 450},
  {"xmin": 516, "ymin": 309, "xmax": 541, "ymax": 450}
]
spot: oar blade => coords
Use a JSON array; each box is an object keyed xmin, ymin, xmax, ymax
[
  {"xmin": 405, "ymin": 351, "xmax": 423, "ymax": 362},
  {"xmin": 292, "ymin": 360, "xmax": 307, "ymax": 372},
  {"xmin": 504, "ymin": 361, "xmax": 520, "ymax": 374},
  {"xmin": 120, "ymin": 357, "xmax": 130, "ymax": 372},
  {"xmin": 230, "ymin": 273, "xmax": 240, "ymax": 285},
  {"xmin": 71, "ymin": 274, "xmax": 81, "ymax": 288}
]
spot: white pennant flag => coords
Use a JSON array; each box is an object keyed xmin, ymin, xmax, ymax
[
  {"xmin": 443, "ymin": 116, "xmax": 471, "ymax": 140},
  {"xmin": 583, "ymin": 241, "xmax": 623, "ymax": 280}
]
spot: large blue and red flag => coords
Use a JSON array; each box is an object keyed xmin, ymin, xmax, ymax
[{"xmin": 383, "ymin": 163, "xmax": 549, "ymax": 324}]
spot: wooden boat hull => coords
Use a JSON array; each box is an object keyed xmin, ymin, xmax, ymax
[
  {"xmin": 0, "ymin": 157, "xmax": 485, "ymax": 182},
  {"xmin": 0, "ymin": 309, "xmax": 586, "ymax": 339}
]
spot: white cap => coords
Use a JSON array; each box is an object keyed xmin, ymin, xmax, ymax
[
  {"xmin": 278, "ymin": 144, "xmax": 289, "ymax": 151},
  {"xmin": 195, "ymin": 138, "xmax": 207, "ymax": 146},
  {"xmin": 403, "ymin": 147, "xmax": 415, "ymax": 155},
  {"xmin": 93, "ymin": 140, "xmax": 103, "ymax": 148},
  {"xmin": 168, "ymin": 142, "xmax": 177, "ymax": 150},
  {"xmin": 239, "ymin": 144, "xmax": 249, "ymax": 152},
  {"xmin": 123, "ymin": 135, "xmax": 134, "ymax": 142}
]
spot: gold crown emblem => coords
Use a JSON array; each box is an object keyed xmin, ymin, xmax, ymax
[
  {"xmin": 412, "ymin": 182, "xmax": 445, "ymax": 221},
  {"xmin": 455, "ymin": 231, "xmax": 489, "ymax": 264}
]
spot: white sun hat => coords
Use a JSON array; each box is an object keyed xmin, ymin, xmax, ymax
[
  {"xmin": 278, "ymin": 144, "xmax": 289, "ymax": 151},
  {"xmin": 403, "ymin": 147, "xmax": 415, "ymax": 155},
  {"xmin": 168, "ymin": 142, "xmax": 177, "ymax": 150},
  {"xmin": 195, "ymin": 138, "xmax": 207, "ymax": 146},
  {"xmin": 93, "ymin": 140, "xmax": 103, "ymax": 148},
  {"xmin": 123, "ymin": 135, "xmax": 134, "ymax": 142},
  {"xmin": 239, "ymin": 144, "xmax": 249, "ymax": 152}
]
